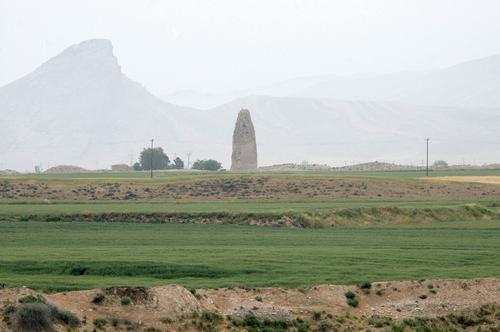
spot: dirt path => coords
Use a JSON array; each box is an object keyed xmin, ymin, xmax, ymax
[{"xmin": 1, "ymin": 278, "xmax": 499, "ymax": 331}]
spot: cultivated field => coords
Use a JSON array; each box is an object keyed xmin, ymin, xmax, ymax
[
  {"xmin": 1, "ymin": 170, "xmax": 500, "ymax": 331},
  {"xmin": 1, "ymin": 220, "xmax": 499, "ymax": 292},
  {"xmin": 1, "ymin": 170, "xmax": 499, "ymax": 292}
]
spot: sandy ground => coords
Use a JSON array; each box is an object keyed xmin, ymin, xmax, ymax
[{"xmin": 1, "ymin": 278, "xmax": 499, "ymax": 331}]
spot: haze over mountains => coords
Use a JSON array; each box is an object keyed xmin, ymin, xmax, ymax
[
  {"xmin": 0, "ymin": 39, "xmax": 499, "ymax": 171},
  {"xmin": 163, "ymin": 55, "xmax": 500, "ymax": 110}
]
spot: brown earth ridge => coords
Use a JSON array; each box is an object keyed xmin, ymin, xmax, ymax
[
  {"xmin": 1, "ymin": 279, "xmax": 499, "ymax": 331},
  {"xmin": 1, "ymin": 176, "xmax": 499, "ymax": 201}
]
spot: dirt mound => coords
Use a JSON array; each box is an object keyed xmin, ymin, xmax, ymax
[
  {"xmin": 44, "ymin": 165, "xmax": 88, "ymax": 173},
  {"xmin": 2, "ymin": 175, "xmax": 500, "ymax": 201},
  {"xmin": 1, "ymin": 279, "xmax": 498, "ymax": 331}
]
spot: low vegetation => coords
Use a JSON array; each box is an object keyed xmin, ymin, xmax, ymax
[{"xmin": 4, "ymin": 300, "xmax": 80, "ymax": 332}]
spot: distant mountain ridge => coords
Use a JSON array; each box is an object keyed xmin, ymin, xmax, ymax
[
  {"xmin": 162, "ymin": 55, "xmax": 500, "ymax": 109},
  {"xmin": 1, "ymin": 39, "xmax": 499, "ymax": 170}
]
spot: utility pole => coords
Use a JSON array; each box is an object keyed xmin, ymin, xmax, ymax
[
  {"xmin": 150, "ymin": 138, "xmax": 154, "ymax": 178},
  {"xmin": 425, "ymin": 138, "xmax": 430, "ymax": 176}
]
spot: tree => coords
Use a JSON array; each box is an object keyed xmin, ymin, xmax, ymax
[
  {"xmin": 132, "ymin": 162, "xmax": 143, "ymax": 171},
  {"xmin": 172, "ymin": 157, "xmax": 184, "ymax": 169},
  {"xmin": 139, "ymin": 147, "xmax": 170, "ymax": 170},
  {"xmin": 433, "ymin": 160, "xmax": 448, "ymax": 168},
  {"xmin": 192, "ymin": 159, "xmax": 222, "ymax": 171}
]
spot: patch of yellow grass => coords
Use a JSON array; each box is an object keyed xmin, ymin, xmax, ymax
[{"xmin": 429, "ymin": 176, "xmax": 500, "ymax": 185}]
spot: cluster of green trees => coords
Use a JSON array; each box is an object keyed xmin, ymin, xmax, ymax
[{"xmin": 133, "ymin": 147, "xmax": 222, "ymax": 171}]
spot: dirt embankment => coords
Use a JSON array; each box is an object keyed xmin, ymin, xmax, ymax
[
  {"xmin": 4, "ymin": 204, "xmax": 500, "ymax": 228},
  {"xmin": 1, "ymin": 279, "xmax": 499, "ymax": 331},
  {"xmin": 1, "ymin": 176, "xmax": 500, "ymax": 201}
]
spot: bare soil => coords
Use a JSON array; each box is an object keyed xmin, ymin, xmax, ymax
[
  {"xmin": 1, "ymin": 278, "xmax": 499, "ymax": 331},
  {"xmin": 1, "ymin": 176, "xmax": 499, "ymax": 201}
]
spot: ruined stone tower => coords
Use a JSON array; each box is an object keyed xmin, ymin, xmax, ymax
[{"xmin": 231, "ymin": 109, "xmax": 257, "ymax": 171}]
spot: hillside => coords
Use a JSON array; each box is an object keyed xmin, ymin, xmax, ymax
[{"xmin": 0, "ymin": 39, "xmax": 204, "ymax": 170}]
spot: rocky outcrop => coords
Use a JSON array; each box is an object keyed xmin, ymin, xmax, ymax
[{"xmin": 231, "ymin": 109, "xmax": 257, "ymax": 171}]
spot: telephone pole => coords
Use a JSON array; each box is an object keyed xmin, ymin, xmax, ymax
[
  {"xmin": 425, "ymin": 138, "xmax": 430, "ymax": 176},
  {"xmin": 150, "ymin": 138, "xmax": 154, "ymax": 178}
]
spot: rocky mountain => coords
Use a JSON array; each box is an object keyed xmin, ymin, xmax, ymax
[{"xmin": 0, "ymin": 39, "xmax": 205, "ymax": 170}]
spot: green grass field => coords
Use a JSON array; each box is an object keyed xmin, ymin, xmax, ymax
[
  {"xmin": 0, "ymin": 198, "xmax": 492, "ymax": 216},
  {"xmin": 1, "ymin": 220, "xmax": 498, "ymax": 291}
]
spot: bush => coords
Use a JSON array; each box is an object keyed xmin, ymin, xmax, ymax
[
  {"xmin": 312, "ymin": 311, "xmax": 322, "ymax": 320},
  {"xmin": 121, "ymin": 296, "xmax": 131, "ymax": 305},
  {"xmin": 359, "ymin": 281, "xmax": 372, "ymax": 290},
  {"xmin": 192, "ymin": 159, "xmax": 222, "ymax": 171},
  {"xmin": 255, "ymin": 296, "xmax": 262, "ymax": 302},
  {"xmin": 56, "ymin": 309, "xmax": 80, "ymax": 327},
  {"xmin": 347, "ymin": 298, "xmax": 359, "ymax": 307},
  {"xmin": 344, "ymin": 290, "xmax": 356, "ymax": 299},
  {"xmin": 93, "ymin": 318, "xmax": 107, "ymax": 329},
  {"xmin": 3, "ymin": 305, "xmax": 16, "ymax": 315},
  {"xmin": 18, "ymin": 294, "xmax": 46, "ymax": 304},
  {"xmin": 13, "ymin": 303, "xmax": 52, "ymax": 332},
  {"xmin": 201, "ymin": 310, "xmax": 223, "ymax": 323},
  {"xmin": 91, "ymin": 292, "xmax": 105, "ymax": 304},
  {"xmin": 419, "ymin": 294, "xmax": 428, "ymax": 300}
]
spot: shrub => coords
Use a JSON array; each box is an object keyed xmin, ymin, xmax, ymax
[
  {"xmin": 93, "ymin": 318, "xmax": 107, "ymax": 329},
  {"xmin": 91, "ymin": 292, "xmax": 105, "ymax": 304},
  {"xmin": 347, "ymin": 298, "xmax": 359, "ymax": 307},
  {"xmin": 13, "ymin": 303, "xmax": 52, "ymax": 332},
  {"xmin": 419, "ymin": 294, "xmax": 428, "ymax": 300},
  {"xmin": 18, "ymin": 294, "xmax": 46, "ymax": 304},
  {"xmin": 56, "ymin": 309, "xmax": 80, "ymax": 327},
  {"xmin": 255, "ymin": 296, "xmax": 263, "ymax": 302},
  {"xmin": 312, "ymin": 311, "xmax": 322, "ymax": 320},
  {"xmin": 359, "ymin": 281, "xmax": 372, "ymax": 290},
  {"xmin": 192, "ymin": 159, "xmax": 222, "ymax": 171},
  {"xmin": 344, "ymin": 290, "xmax": 356, "ymax": 299},
  {"xmin": 201, "ymin": 310, "xmax": 223, "ymax": 323},
  {"xmin": 3, "ymin": 305, "xmax": 15, "ymax": 315},
  {"xmin": 161, "ymin": 316, "xmax": 174, "ymax": 324},
  {"xmin": 121, "ymin": 296, "xmax": 131, "ymax": 305}
]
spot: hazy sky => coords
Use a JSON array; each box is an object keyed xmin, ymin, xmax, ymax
[{"xmin": 1, "ymin": 0, "xmax": 500, "ymax": 95}]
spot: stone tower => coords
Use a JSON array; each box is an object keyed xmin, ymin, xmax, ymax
[{"xmin": 231, "ymin": 109, "xmax": 257, "ymax": 171}]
